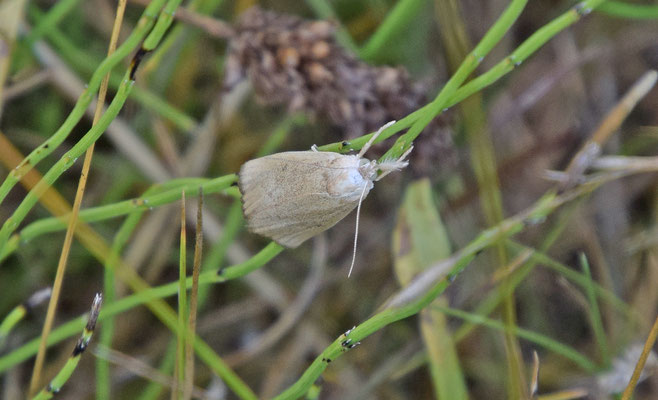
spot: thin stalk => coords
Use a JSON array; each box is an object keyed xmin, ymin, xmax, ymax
[
  {"xmin": 359, "ymin": 0, "xmax": 427, "ymax": 60},
  {"xmin": 0, "ymin": 242, "xmax": 283, "ymax": 373},
  {"xmin": 28, "ymin": 1, "xmax": 126, "ymax": 394},
  {"xmin": 31, "ymin": 294, "xmax": 103, "ymax": 400},
  {"xmin": 0, "ymin": 70, "xmax": 135, "ymax": 253},
  {"xmin": 28, "ymin": 6, "xmax": 197, "ymax": 132},
  {"xmin": 380, "ymin": 0, "xmax": 529, "ymax": 161},
  {"xmin": 0, "ymin": 176, "xmax": 236, "ymax": 261},
  {"xmin": 621, "ymin": 316, "xmax": 658, "ymax": 400},
  {"xmin": 0, "ymin": 0, "xmax": 166, "ymax": 205},
  {"xmin": 174, "ymin": 193, "xmax": 188, "ymax": 399},
  {"xmin": 598, "ymin": 1, "xmax": 658, "ymax": 19},
  {"xmin": 97, "ymin": 183, "xmax": 186, "ymax": 399},
  {"xmin": 434, "ymin": 305, "xmax": 597, "ymax": 373},
  {"xmin": 0, "ymin": 288, "xmax": 51, "ymax": 350},
  {"xmin": 272, "ymin": 184, "xmax": 612, "ymax": 399},
  {"xmin": 96, "ymin": 207, "xmax": 146, "ymax": 399},
  {"xmin": 24, "ymin": 0, "xmax": 82, "ymax": 45},
  {"xmin": 579, "ymin": 253, "xmax": 610, "ymax": 367},
  {"xmin": 184, "ymin": 191, "xmax": 204, "ymax": 400},
  {"xmin": 447, "ymin": 0, "xmax": 608, "ymax": 108},
  {"xmin": 319, "ymin": 0, "xmax": 609, "ymax": 157}
]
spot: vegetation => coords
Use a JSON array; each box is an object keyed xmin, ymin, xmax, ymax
[{"xmin": 1, "ymin": 0, "xmax": 658, "ymax": 398}]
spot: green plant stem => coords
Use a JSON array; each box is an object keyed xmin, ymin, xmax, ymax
[
  {"xmin": 598, "ymin": 1, "xmax": 658, "ymax": 19},
  {"xmin": 96, "ymin": 184, "xmax": 166, "ymax": 400},
  {"xmin": 0, "ymin": 177, "xmax": 628, "ymax": 397},
  {"xmin": 0, "ymin": 304, "xmax": 28, "ymax": 350},
  {"xmin": 0, "ymin": 176, "xmax": 237, "ymax": 261},
  {"xmin": 434, "ymin": 305, "xmax": 597, "ymax": 373},
  {"xmin": 0, "ymin": 71, "xmax": 135, "ymax": 251},
  {"xmin": 176, "ymin": 193, "xmax": 188, "ymax": 398},
  {"xmin": 1, "ymin": 178, "xmax": 253, "ymax": 397},
  {"xmin": 359, "ymin": 0, "xmax": 427, "ymax": 60},
  {"xmin": 580, "ymin": 253, "xmax": 610, "ymax": 367},
  {"xmin": 448, "ymin": 0, "xmax": 607, "ymax": 108},
  {"xmin": 433, "ymin": 0, "xmax": 524, "ymax": 393},
  {"xmin": 138, "ymin": 111, "xmax": 291, "ymax": 392},
  {"xmin": 0, "ymin": 0, "xmax": 167, "ymax": 206},
  {"xmin": 319, "ymin": 0, "xmax": 608, "ymax": 158},
  {"xmin": 507, "ymin": 242, "xmax": 632, "ymax": 318},
  {"xmin": 28, "ymin": 6, "xmax": 197, "ymax": 132},
  {"xmin": 2, "ymin": 1, "xmax": 634, "ymax": 396},
  {"xmin": 274, "ymin": 168, "xmax": 639, "ymax": 399},
  {"xmin": 380, "ymin": 0, "xmax": 529, "ymax": 161},
  {"xmin": 0, "ymin": 0, "xmax": 260, "ymax": 392},
  {"xmin": 0, "ymin": 288, "xmax": 51, "ymax": 351},
  {"xmin": 141, "ymin": 0, "xmax": 206, "ymax": 75},
  {"xmin": 322, "ymin": 0, "xmax": 529, "ymax": 157},
  {"xmin": 24, "ymin": 0, "xmax": 81, "ymax": 46},
  {"xmin": 32, "ymin": 294, "xmax": 102, "ymax": 400},
  {"xmin": 143, "ymin": 0, "xmax": 181, "ymax": 51},
  {"xmin": 196, "ymin": 199, "xmax": 243, "ymax": 301},
  {"xmin": 141, "ymin": 0, "xmax": 224, "ymax": 91},
  {"xmin": 138, "ymin": 340, "xmax": 177, "ymax": 400},
  {"xmin": 271, "ymin": 191, "xmax": 570, "ymax": 399},
  {"xmin": 454, "ymin": 195, "xmax": 583, "ymax": 343},
  {"xmin": 0, "ymin": 243, "xmax": 283, "ymax": 374}
]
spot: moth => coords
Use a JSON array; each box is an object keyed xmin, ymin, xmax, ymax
[{"xmin": 238, "ymin": 122, "xmax": 411, "ymax": 275}]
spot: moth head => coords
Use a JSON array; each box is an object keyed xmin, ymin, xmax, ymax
[
  {"xmin": 325, "ymin": 156, "xmax": 374, "ymax": 198},
  {"xmin": 358, "ymin": 158, "xmax": 378, "ymax": 181}
]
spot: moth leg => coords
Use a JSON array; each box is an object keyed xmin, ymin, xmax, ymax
[
  {"xmin": 375, "ymin": 145, "xmax": 413, "ymax": 181},
  {"xmin": 311, "ymin": 144, "xmax": 319, "ymax": 152},
  {"xmin": 357, "ymin": 120, "xmax": 396, "ymax": 158}
]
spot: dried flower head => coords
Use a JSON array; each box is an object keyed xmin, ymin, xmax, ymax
[{"xmin": 223, "ymin": 7, "xmax": 455, "ymax": 174}]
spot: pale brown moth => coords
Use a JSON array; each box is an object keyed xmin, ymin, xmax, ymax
[{"xmin": 238, "ymin": 122, "xmax": 411, "ymax": 276}]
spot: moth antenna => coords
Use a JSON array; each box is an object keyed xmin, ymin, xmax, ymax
[
  {"xmin": 348, "ymin": 181, "xmax": 370, "ymax": 277},
  {"xmin": 358, "ymin": 120, "xmax": 396, "ymax": 158}
]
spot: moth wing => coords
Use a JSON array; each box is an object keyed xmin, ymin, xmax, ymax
[
  {"xmin": 239, "ymin": 152, "xmax": 343, "ymax": 219},
  {"xmin": 257, "ymin": 199, "xmax": 359, "ymax": 247},
  {"xmin": 238, "ymin": 152, "xmax": 363, "ymax": 247}
]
